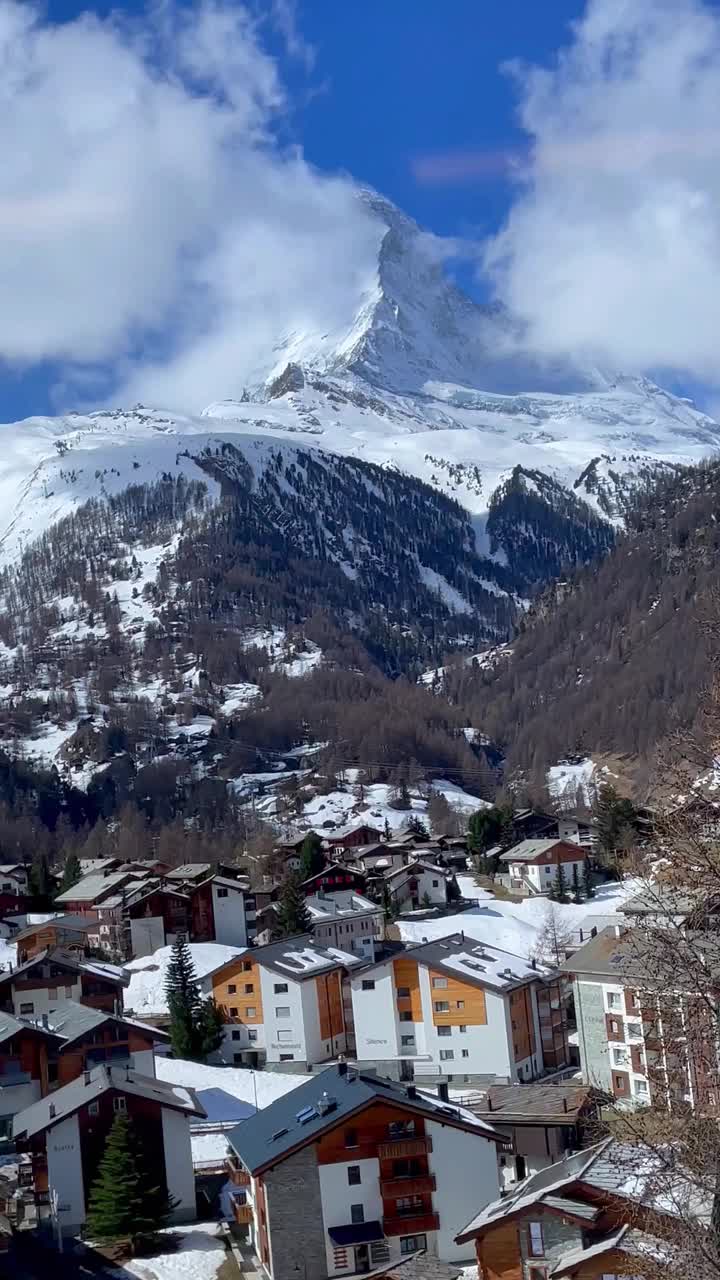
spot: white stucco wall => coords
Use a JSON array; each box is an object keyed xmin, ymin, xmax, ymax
[
  {"xmin": 259, "ymin": 967, "xmax": 308, "ymax": 1064},
  {"xmin": 13, "ymin": 980, "xmax": 81, "ymax": 1017},
  {"xmin": 160, "ymin": 1106, "xmax": 196, "ymax": 1221},
  {"xmin": 427, "ymin": 1120, "xmax": 500, "ymax": 1260},
  {"xmin": 413, "ymin": 978, "xmax": 514, "ymax": 1081},
  {"xmin": 351, "ymin": 964, "xmax": 400, "ymax": 1061},
  {"xmin": 320, "ymin": 1156, "xmax": 382, "ymax": 1275},
  {"xmin": 47, "ymin": 1113, "xmax": 85, "ymax": 1234},
  {"xmin": 212, "ymin": 884, "xmax": 248, "ymax": 948}
]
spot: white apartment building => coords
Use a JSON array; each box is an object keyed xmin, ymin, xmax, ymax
[
  {"xmin": 210, "ymin": 935, "xmax": 363, "ymax": 1068},
  {"xmin": 306, "ymin": 890, "xmax": 384, "ymax": 961},
  {"xmin": 350, "ymin": 934, "xmax": 568, "ymax": 1085},
  {"xmin": 225, "ymin": 1063, "xmax": 502, "ymax": 1279},
  {"xmin": 566, "ymin": 926, "xmax": 655, "ymax": 1108}
]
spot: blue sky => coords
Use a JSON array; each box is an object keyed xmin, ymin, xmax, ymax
[{"xmin": 5, "ymin": 0, "xmax": 720, "ymax": 418}]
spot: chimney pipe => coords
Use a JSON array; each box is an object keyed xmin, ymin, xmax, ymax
[
  {"xmin": 563, "ymin": 1097, "xmax": 568, "ymax": 1113},
  {"xmin": 49, "ymin": 1104, "xmax": 55, "ymax": 1118},
  {"xmin": 84, "ymin": 1070, "xmax": 91, "ymax": 1086},
  {"xmin": 436, "ymin": 1081, "xmax": 449, "ymax": 1103},
  {"xmin": 41, "ymin": 1013, "xmax": 49, "ymax": 1029},
  {"xmin": 406, "ymin": 1085, "xmax": 417, "ymax": 1100},
  {"xmin": 337, "ymin": 1062, "xmax": 348, "ymax": 1077},
  {"xmin": 486, "ymin": 1096, "xmax": 493, "ymax": 1111}
]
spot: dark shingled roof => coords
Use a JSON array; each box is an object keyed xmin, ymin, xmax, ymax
[{"xmin": 228, "ymin": 1064, "xmax": 502, "ymax": 1175}]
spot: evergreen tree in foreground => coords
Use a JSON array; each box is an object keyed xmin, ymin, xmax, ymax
[
  {"xmin": 276, "ymin": 873, "xmax": 312, "ymax": 936},
  {"xmin": 86, "ymin": 1113, "xmax": 177, "ymax": 1253},
  {"xmin": 164, "ymin": 936, "xmax": 225, "ymax": 1062}
]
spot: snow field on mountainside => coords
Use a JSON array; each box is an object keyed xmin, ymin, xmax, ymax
[
  {"xmin": 268, "ymin": 777, "xmax": 491, "ymax": 835},
  {"xmin": 398, "ymin": 875, "xmax": 637, "ymax": 960},
  {"xmin": 547, "ymin": 757, "xmax": 614, "ymax": 806}
]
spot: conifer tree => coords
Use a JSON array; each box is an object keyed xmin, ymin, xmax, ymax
[
  {"xmin": 571, "ymin": 863, "xmax": 583, "ymax": 903},
  {"xmin": 197, "ymin": 997, "xmax": 226, "ymax": 1059},
  {"xmin": 165, "ymin": 936, "xmax": 202, "ymax": 1059},
  {"xmin": 164, "ymin": 937, "xmax": 225, "ymax": 1062},
  {"xmin": 59, "ymin": 852, "xmax": 82, "ymax": 895},
  {"xmin": 86, "ymin": 1113, "xmax": 177, "ymax": 1253},
  {"xmin": 299, "ymin": 831, "xmax": 325, "ymax": 880},
  {"xmin": 29, "ymin": 852, "xmax": 52, "ymax": 904},
  {"xmin": 276, "ymin": 873, "xmax": 311, "ymax": 937},
  {"xmin": 553, "ymin": 860, "xmax": 569, "ymax": 902}
]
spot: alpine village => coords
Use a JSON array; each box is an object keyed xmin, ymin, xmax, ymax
[{"xmin": 5, "ymin": 3, "xmax": 720, "ymax": 1280}]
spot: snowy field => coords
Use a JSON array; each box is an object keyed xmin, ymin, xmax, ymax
[
  {"xmin": 157, "ymin": 1056, "xmax": 311, "ymax": 1108},
  {"xmin": 118, "ymin": 1223, "xmax": 228, "ymax": 1280},
  {"xmin": 547, "ymin": 757, "xmax": 613, "ymax": 807},
  {"xmin": 398, "ymin": 874, "xmax": 637, "ymax": 960},
  {"xmin": 124, "ymin": 944, "xmax": 246, "ymax": 1018}
]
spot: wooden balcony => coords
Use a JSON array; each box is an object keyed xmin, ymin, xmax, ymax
[
  {"xmin": 384, "ymin": 1212, "xmax": 439, "ymax": 1237},
  {"xmin": 232, "ymin": 1201, "xmax": 253, "ymax": 1225},
  {"xmin": 379, "ymin": 1175, "xmax": 436, "ymax": 1197},
  {"xmin": 377, "ymin": 1136, "xmax": 433, "ymax": 1160},
  {"xmin": 225, "ymin": 1156, "xmax": 251, "ymax": 1186}
]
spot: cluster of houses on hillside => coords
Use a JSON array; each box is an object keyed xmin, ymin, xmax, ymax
[{"xmin": 2, "ymin": 802, "xmax": 715, "ymax": 1277}]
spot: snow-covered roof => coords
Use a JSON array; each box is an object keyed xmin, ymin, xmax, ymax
[
  {"xmin": 254, "ymin": 935, "xmax": 363, "ymax": 980},
  {"xmin": 359, "ymin": 932, "xmax": 552, "ymax": 992},
  {"xmin": 305, "ymin": 890, "xmax": 380, "ymax": 921}
]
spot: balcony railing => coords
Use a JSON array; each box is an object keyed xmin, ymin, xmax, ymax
[
  {"xmin": 225, "ymin": 1155, "xmax": 251, "ymax": 1186},
  {"xmin": 384, "ymin": 1212, "xmax": 439, "ymax": 1237},
  {"xmin": 232, "ymin": 1201, "xmax": 253, "ymax": 1225},
  {"xmin": 380, "ymin": 1175, "xmax": 436, "ymax": 1197},
  {"xmin": 378, "ymin": 1136, "xmax": 433, "ymax": 1160}
]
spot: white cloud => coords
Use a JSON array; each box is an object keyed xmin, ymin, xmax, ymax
[
  {"xmin": 484, "ymin": 0, "xmax": 720, "ymax": 385},
  {"xmin": 0, "ymin": 0, "xmax": 380, "ymax": 411}
]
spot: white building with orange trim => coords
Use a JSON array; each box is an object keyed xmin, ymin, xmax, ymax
[
  {"xmin": 349, "ymin": 934, "xmax": 568, "ymax": 1086},
  {"xmin": 209, "ymin": 936, "xmax": 363, "ymax": 1069}
]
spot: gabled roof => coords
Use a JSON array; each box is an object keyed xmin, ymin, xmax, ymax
[
  {"xmin": 21, "ymin": 999, "xmax": 168, "ymax": 1047},
  {"xmin": 13, "ymin": 1063, "xmax": 206, "ymax": 1140},
  {"xmin": 356, "ymin": 933, "xmax": 552, "ymax": 992},
  {"xmin": 456, "ymin": 1141, "xmax": 611, "ymax": 1242},
  {"xmin": 499, "ymin": 838, "xmax": 584, "ymax": 864},
  {"xmin": 0, "ymin": 948, "xmax": 129, "ymax": 988},
  {"xmin": 456, "ymin": 1136, "xmax": 712, "ymax": 1245},
  {"xmin": 54, "ymin": 871, "xmax": 133, "ymax": 904},
  {"xmin": 250, "ymin": 933, "xmax": 363, "ymax": 981},
  {"xmin": 0, "ymin": 1010, "xmax": 58, "ymax": 1047},
  {"xmin": 301, "ymin": 861, "xmax": 365, "ymax": 888},
  {"xmin": 383, "ymin": 860, "xmax": 447, "ymax": 880},
  {"xmin": 12, "ymin": 914, "xmax": 97, "ymax": 943},
  {"xmin": 228, "ymin": 1064, "xmax": 503, "ymax": 1175}
]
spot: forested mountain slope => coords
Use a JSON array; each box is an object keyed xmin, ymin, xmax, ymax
[{"xmin": 441, "ymin": 461, "xmax": 720, "ymax": 786}]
